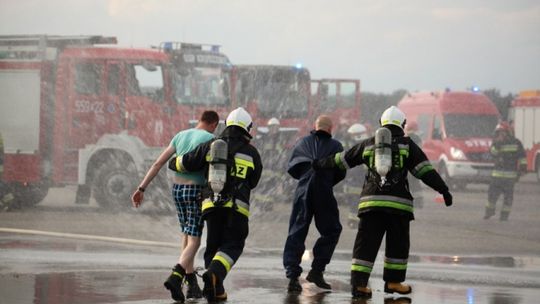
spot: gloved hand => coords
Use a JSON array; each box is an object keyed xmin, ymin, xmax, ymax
[{"xmin": 442, "ymin": 191, "xmax": 453, "ymax": 207}]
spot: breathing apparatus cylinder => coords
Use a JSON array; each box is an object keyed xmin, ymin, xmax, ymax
[
  {"xmin": 374, "ymin": 127, "xmax": 392, "ymax": 186},
  {"xmin": 208, "ymin": 139, "xmax": 228, "ymax": 201}
]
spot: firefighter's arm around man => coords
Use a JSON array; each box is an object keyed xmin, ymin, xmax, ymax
[
  {"xmin": 168, "ymin": 140, "xmax": 213, "ymax": 173},
  {"xmin": 406, "ymin": 140, "xmax": 453, "ymax": 206}
]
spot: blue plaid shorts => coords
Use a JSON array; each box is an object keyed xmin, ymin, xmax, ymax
[{"xmin": 172, "ymin": 184, "xmax": 204, "ymax": 237}]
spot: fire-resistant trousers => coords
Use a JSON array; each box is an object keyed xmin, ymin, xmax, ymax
[
  {"xmin": 204, "ymin": 208, "xmax": 249, "ymax": 282},
  {"xmin": 486, "ymin": 177, "xmax": 515, "ymax": 219},
  {"xmin": 351, "ymin": 211, "xmax": 410, "ymax": 287}
]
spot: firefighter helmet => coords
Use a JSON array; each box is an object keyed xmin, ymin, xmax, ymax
[
  {"xmin": 267, "ymin": 117, "xmax": 280, "ymax": 126},
  {"xmin": 348, "ymin": 123, "xmax": 368, "ymax": 141},
  {"xmin": 226, "ymin": 107, "xmax": 253, "ymax": 132},
  {"xmin": 494, "ymin": 121, "xmax": 512, "ymax": 134},
  {"xmin": 380, "ymin": 106, "xmax": 406, "ymax": 129}
]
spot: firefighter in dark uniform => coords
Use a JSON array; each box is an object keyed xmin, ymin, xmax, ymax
[
  {"xmin": 342, "ymin": 123, "xmax": 369, "ymax": 229},
  {"xmin": 484, "ymin": 121, "xmax": 526, "ymax": 221},
  {"xmin": 253, "ymin": 117, "xmax": 287, "ymax": 211},
  {"xmin": 169, "ymin": 107, "xmax": 262, "ymax": 302},
  {"xmin": 316, "ymin": 106, "xmax": 453, "ymax": 299},
  {"xmin": 0, "ymin": 131, "xmax": 14, "ymax": 211}
]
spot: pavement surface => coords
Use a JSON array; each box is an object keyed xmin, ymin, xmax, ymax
[{"xmin": 1, "ymin": 174, "xmax": 540, "ymax": 303}]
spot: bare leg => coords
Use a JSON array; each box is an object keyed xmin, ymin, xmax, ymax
[{"xmin": 178, "ymin": 235, "xmax": 202, "ymax": 273}]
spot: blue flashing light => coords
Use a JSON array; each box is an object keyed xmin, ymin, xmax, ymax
[
  {"xmin": 295, "ymin": 62, "xmax": 303, "ymax": 69},
  {"xmin": 163, "ymin": 42, "xmax": 173, "ymax": 51},
  {"xmin": 472, "ymin": 86, "xmax": 480, "ymax": 92}
]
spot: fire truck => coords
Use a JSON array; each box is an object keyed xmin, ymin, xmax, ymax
[
  {"xmin": 232, "ymin": 64, "xmax": 312, "ymax": 134},
  {"xmin": 510, "ymin": 90, "xmax": 540, "ymax": 182},
  {"xmin": 310, "ymin": 78, "xmax": 362, "ymax": 137},
  {"xmin": 0, "ymin": 35, "xmax": 233, "ymax": 210}
]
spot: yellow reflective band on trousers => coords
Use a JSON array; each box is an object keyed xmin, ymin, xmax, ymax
[
  {"xmin": 492, "ymin": 170, "xmax": 518, "ymax": 178},
  {"xmin": 384, "ymin": 262, "xmax": 407, "ymax": 270},
  {"xmin": 351, "ymin": 264, "xmax": 373, "ymax": 273},
  {"xmin": 172, "ymin": 271, "xmax": 183, "ymax": 278},
  {"xmin": 213, "ymin": 251, "xmax": 234, "ymax": 273},
  {"xmin": 358, "ymin": 200, "xmax": 413, "ymax": 213},
  {"xmin": 202, "ymin": 199, "xmax": 250, "ymax": 217}
]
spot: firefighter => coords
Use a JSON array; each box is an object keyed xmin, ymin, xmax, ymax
[
  {"xmin": 404, "ymin": 121, "xmax": 424, "ymax": 209},
  {"xmin": 283, "ymin": 115, "xmax": 346, "ymax": 293},
  {"xmin": 0, "ymin": 131, "xmax": 14, "ymax": 212},
  {"xmin": 342, "ymin": 123, "xmax": 369, "ymax": 228},
  {"xmin": 168, "ymin": 107, "xmax": 262, "ymax": 302},
  {"xmin": 484, "ymin": 121, "xmax": 526, "ymax": 221},
  {"xmin": 314, "ymin": 106, "xmax": 453, "ymax": 299}
]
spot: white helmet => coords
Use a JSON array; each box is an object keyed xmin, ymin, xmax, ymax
[
  {"xmin": 267, "ymin": 117, "xmax": 280, "ymax": 126},
  {"xmin": 380, "ymin": 106, "xmax": 406, "ymax": 129},
  {"xmin": 226, "ymin": 107, "xmax": 253, "ymax": 132},
  {"xmin": 348, "ymin": 123, "xmax": 368, "ymax": 141},
  {"xmin": 347, "ymin": 123, "xmax": 367, "ymax": 135}
]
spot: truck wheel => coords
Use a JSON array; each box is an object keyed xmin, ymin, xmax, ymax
[{"xmin": 92, "ymin": 155, "xmax": 137, "ymax": 210}]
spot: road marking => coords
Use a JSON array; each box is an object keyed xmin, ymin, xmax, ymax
[{"xmin": 0, "ymin": 227, "xmax": 177, "ymax": 248}]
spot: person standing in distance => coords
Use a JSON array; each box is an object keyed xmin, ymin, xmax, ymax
[
  {"xmin": 283, "ymin": 115, "xmax": 346, "ymax": 293},
  {"xmin": 131, "ymin": 110, "xmax": 219, "ymax": 303},
  {"xmin": 484, "ymin": 121, "xmax": 526, "ymax": 221},
  {"xmin": 168, "ymin": 107, "xmax": 262, "ymax": 302},
  {"xmin": 314, "ymin": 106, "xmax": 452, "ymax": 299}
]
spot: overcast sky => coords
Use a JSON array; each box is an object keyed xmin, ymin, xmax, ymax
[{"xmin": 1, "ymin": 0, "xmax": 539, "ymax": 93}]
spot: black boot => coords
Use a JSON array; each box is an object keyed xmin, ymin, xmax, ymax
[
  {"xmin": 185, "ymin": 273, "xmax": 202, "ymax": 299},
  {"xmin": 287, "ymin": 277, "xmax": 302, "ymax": 293},
  {"xmin": 164, "ymin": 264, "xmax": 185, "ymax": 302},
  {"xmin": 306, "ymin": 270, "xmax": 331, "ymax": 290},
  {"xmin": 483, "ymin": 208, "xmax": 495, "ymax": 219},
  {"xmin": 202, "ymin": 271, "xmax": 227, "ymax": 302},
  {"xmin": 352, "ymin": 285, "xmax": 372, "ymax": 299}
]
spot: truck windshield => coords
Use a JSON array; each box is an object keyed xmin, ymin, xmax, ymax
[
  {"xmin": 173, "ymin": 67, "xmax": 230, "ymax": 105},
  {"xmin": 238, "ymin": 68, "xmax": 309, "ymax": 118},
  {"xmin": 444, "ymin": 114, "xmax": 499, "ymax": 138}
]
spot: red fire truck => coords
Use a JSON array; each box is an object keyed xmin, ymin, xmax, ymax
[
  {"xmin": 510, "ymin": 90, "xmax": 540, "ymax": 181},
  {"xmin": 310, "ymin": 78, "xmax": 362, "ymax": 137},
  {"xmin": 0, "ymin": 35, "xmax": 234, "ymax": 210}
]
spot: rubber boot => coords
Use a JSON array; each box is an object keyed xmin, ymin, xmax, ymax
[
  {"xmin": 287, "ymin": 277, "xmax": 302, "ymax": 293},
  {"xmin": 202, "ymin": 271, "xmax": 227, "ymax": 302},
  {"xmin": 164, "ymin": 264, "xmax": 185, "ymax": 302},
  {"xmin": 384, "ymin": 282, "xmax": 412, "ymax": 295},
  {"xmin": 351, "ymin": 285, "xmax": 372, "ymax": 299},
  {"xmin": 306, "ymin": 270, "xmax": 331, "ymax": 290},
  {"xmin": 185, "ymin": 273, "xmax": 202, "ymax": 299}
]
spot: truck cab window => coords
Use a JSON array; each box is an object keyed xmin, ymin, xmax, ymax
[
  {"xmin": 75, "ymin": 62, "xmax": 103, "ymax": 95},
  {"xmin": 432, "ymin": 115, "xmax": 442, "ymax": 140},
  {"xmin": 128, "ymin": 63, "xmax": 164, "ymax": 102}
]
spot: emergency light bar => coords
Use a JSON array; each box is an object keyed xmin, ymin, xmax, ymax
[{"xmin": 158, "ymin": 41, "xmax": 221, "ymax": 53}]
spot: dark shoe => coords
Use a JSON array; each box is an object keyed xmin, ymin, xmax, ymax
[
  {"xmin": 185, "ymin": 273, "xmax": 203, "ymax": 299},
  {"xmin": 202, "ymin": 271, "xmax": 227, "ymax": 302},
  {"xmin": 306, "ymin": 270, "xmax": 331, "ymax": 290},
  {"xmin": 287, "ymin": 277, "xmax": 302, "ymax": 293},
  {"xmin": 384, "ymin": 282, "xmax": 412, "ymax": 295},
  {"xmin": 351, "ymin": 286, "xmax": 372, "ymax": 299},
  {"xmin": 499, "ymin": 212, "xmax": 509, "ymax": 221},
  {"xmin": 164, "ymin": 264, "xmax": 186, "ymax": 302}
]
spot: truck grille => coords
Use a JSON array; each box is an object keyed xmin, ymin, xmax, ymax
[{"xmin": 467, "ymin": 152, "xmax": 492, "ymax": 162}]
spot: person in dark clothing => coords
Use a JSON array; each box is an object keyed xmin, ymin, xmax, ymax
[
  {"xmin": 484, "ymin": 121, "xmax": 526, "ymax": 221},
  {"xmin": 169, "ymin": 107, "xmax": 263, "ymax": 302},
  {"xmin": 315, "ymin": 106, "xmax": 453, "ymax": 299},
  {"xmin": 283, "ymin": 115, "xmax": 346, "ymax": 293}
]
